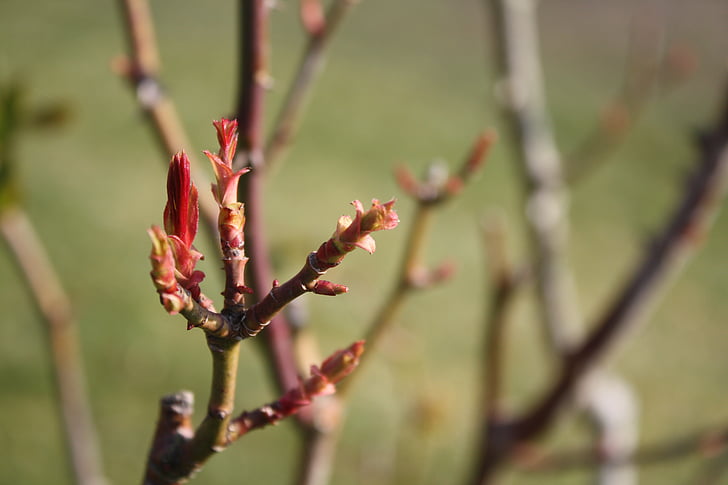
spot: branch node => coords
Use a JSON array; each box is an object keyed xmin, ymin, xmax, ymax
[{"xmin": 136, "ymin": 76, "xmax": 165, "ymax": 109}]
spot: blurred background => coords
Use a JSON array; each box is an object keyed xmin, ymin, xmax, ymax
[{"xmin": 1, "ymin": 0, "xmax": 727, "ymax": 484}]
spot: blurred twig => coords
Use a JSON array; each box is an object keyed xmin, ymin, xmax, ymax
[
  {"xmin": 265, "ymin": 0, "xmax": 359, "ymax": 170},
  {"xmin": 116, "ymin": 0, "xmax": 219, "ymax": 239},
  {"xmin": 506, "ymin": 79, "xmax": 728, "ymax": 476},
  {"xmin": 480, "ymin": 213, "xmax": 525, "ymax": 424},
  {"xmin": 517, "ymin": 423, "xmax": 728, "ymax": 472},
  {"xmin": 490, "ymin": 0, "xmax": 581, "ymax": 351},
  {"xmin": 565, "ymin": 4, "xmax": 698, "ymax": 184},
  {"xmin": 0, "ymin": 207, "xmax": 107, "ymax": 485},
  {"xmin": 296, "ymin": 132, "xmax": 493, "ymax": 485},
  {"xmin": 474, "ymin": 2, "xmax": 728, "ymax": 484},
  {"xmin": 483, "ymin": 1, "xmax": 638, "ymax": 484},
  {"xmin": 0, "ymin": 81, "xmax": 106, "ymax": 485}
]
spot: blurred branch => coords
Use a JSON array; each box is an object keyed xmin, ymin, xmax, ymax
[
  {"xmin": 265, "ymin": 0, "xmax": 358, "ymax": 170},
  {"xmin": 351, "ymin": 131, "xmax": 493, "ymax": 391},
  {"xmin": 512, "ymin": 76, "xmax": 728, "ymax": 461},
  {"xmin": 480, "ymin": 213, "xmax": 524, "ymax": 423},
  {"xmin": 566, "ymin": 4, "xmax": 671, "ymax": 183},
  {"xmin": 483, "ymin": 2, "xmax": 639, "ymax": 484},
  {"xmin": 0, "ymin": 206, "xmax": 107, "ymax": 485},
  {"xmin": 490, "ymin": 0, "xmax": 581, "ymax": 351},
  {"xmin": 115, "ymin": 0, "xmax": 219, "ymax": 238},
  {"xmin": 0, "ymin": 81, "xmax": 106, "ymax": 485},
  {"xmin": 517, "ymin": 423, "xmax": 728, "ymax": 472},
  {"xmin": 473, "ymin": 2, "xmax": 728, "ymax": 484},
  {"xmin": 472, "ymin": 74, "xmax": 728, "ymax": 485},
  {"xmin": 295, "ymin": 132, "xmax": 492, "ymax": 485}
]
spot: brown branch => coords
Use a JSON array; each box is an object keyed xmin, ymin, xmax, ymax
[
  {"xmin": 116, "ymin": 0, "xmax": 219, "ymax": 239},
  {"xmin": 265, "ymin": 0, "xmax": 358, "ymax": 169},
  {"xmin": 142, "ymin": 392, "xmax": 194, "ymax": 485},
  {"xmin": 511, "ymin": 78, "xmax": 728, "ymax": 459},
  {"xmin": 517, "ymin": 424, "xmax": 728, "ymax": 472},
  {"xmin": 480, "ymin": 213, "xmax": 523, "ymax": 423},
  {"xmin": 0, "ymin": 206, "xmax": 107, "ymax": 485},
  {"xmin": 474, "ymin": 2, "xmax": 728, "ymax": 484}
]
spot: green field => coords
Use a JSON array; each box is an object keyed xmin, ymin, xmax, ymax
[{"xmin": 1, "ymin": 1, "xmax": 727, "ymax": 484}]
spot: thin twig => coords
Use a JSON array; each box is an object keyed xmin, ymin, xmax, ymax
[
  {"xmin": 296, "ymin": 134, "xmax": 492, "ymax": 485},
  {"xmin": 116, "ymin": 0, "xmax": 219, "ymax": 238},
  {"xmin": 0, "ymin": 206, "xmax": 107, "ymax": 485},
  {"xmin": 518, "ymin": 424, "xmax": 728, "ymax": 472},
  {"xmin": 566, "ymin": 4, "xmax": 668, "ymax": 183},
  {"xmin": 265, "ymin": 0, "xmax": 358, "ymax": 169},
  {"xmin": 481, "ymin": 213, "xmax": 522, "ymax": 423}
]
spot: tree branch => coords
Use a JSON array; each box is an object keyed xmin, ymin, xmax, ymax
[
  {"xmin": 514, "ymin": 78, "xmax": 728, "ymax": 446},
  {"xmin": 517, "ymin": 423, "xmax": 728, "ymax": 472},
  {"xmin": 295, "ymin": 134, "xmax": 491, "ymax": 485},
  {"xmin": 0, "ymin": 206, "xmax": 107, "ymax": 485},
  {"xmin": 116, "ymin": 0, "xmax": 219, "ymax": 241},
  {"xmin": 141, "ymin": 343, "xmax": 363, "ymax": 485},
  {"xmin": 265, "ymin": 0, "xmax": 358, "ymax": 169},
  {"xmin": 490, "ymin": 0, "xmax": 580, "ymax": 351}
]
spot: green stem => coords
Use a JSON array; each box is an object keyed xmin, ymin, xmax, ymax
[{"xmin": 188, "ymin": 337, "xmax": 241, "ymax": 460}]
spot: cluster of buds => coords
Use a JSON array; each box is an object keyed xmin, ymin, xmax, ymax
[
  {"xmin": 149, "ymin": 118, "xmax": 252, "ymax": 314},
  {"xmin": 149, "ymin": 152, "xmax": 205, "ymax": 314},
  {"xmin": 314, "ymin": 199, "xmax": 399, "ymax": 269},
  {"xmin": 231, "ymin": 341, "xmax": 365, "ymax": 437},
  {"xmin": 395, "ymin": 130, "xmax": 494, "ymax": 204},
  {"xmin": 281, "ymin": 340, "xmax": 364, "ymax": 408}
]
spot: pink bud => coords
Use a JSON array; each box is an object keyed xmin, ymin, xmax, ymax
[
  {"xmin": 300, "ymin": 0, "xmax": 326, "ymax": 37},
  {"xmin": 312, "ymin": 280, "xmax": 349, "ymax": 296},
  {"xmin": 148, "ymin": 226, "xmax": 186, "ymax": 314},
  {"xmin": 163, "ymin": 152, "xmax": 199, "ymax": 248},
  {"xmin": 319, "ymin": 340, "xmax": 365, "ymax": 384},
  {"xmin": 212, "ymin": 118, "xmax": 239, "ymax": 165},
  {"xmin": 206, "ymin": 118, "xmax": 250, "ymax": 207},
  {"xmin": 161, "ymin": 152, "xmax": 205, "ymax": 300}
]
